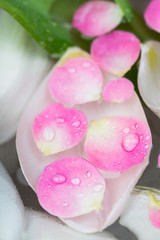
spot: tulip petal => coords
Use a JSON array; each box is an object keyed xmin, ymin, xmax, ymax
[
  {"xmin": 138, "ymin": 41, "xmax": 160, "ymax": 118},
  {"xmin": 148, "ymin": 192, "xmax": 160, "ymax": 228},
  {"xmin": 102, "ymin": 78, "xmax": 134, "ymax": 103},
  {"xmin": 84, "ymin": 116, "xmax": 151, "ymax": 172},
  {"xmin": 49, "ymin": 57, "xmax": 103, "ymax": 105},
  {"xmin": 120, "ymin": 187, "xmax": 160, "ymax": 239},
  {"xmin": 23, "ymin": 210, "xmax": 119, "ymax": 240},
  {"xmin": 72, "ymin": 1, "xmax": 123, "ymax": 37},
  {"xmin": 0, "ymin": 10, "xmax": 52, "ymax": 144},
  {"xmin": 144, "ymin": 0, "xmax": 160, "ymax": 33},
  {"xmin": 16, "ymin": 47, "xmax": 151, "ymax": 233},
  {"xmin": 0, "ymin": 163, "xmax": 25, "ymax": 240},
  {"xmin": 36, "ymin": 156, "xmax": 105, "ymax": 218},
  {"xmin": 32, "ymin": 103, "xmax": 87, "ymax": 156},
  {"xmin": 91, "ymin": 30, "xmax": 140, "ymax": 77}
]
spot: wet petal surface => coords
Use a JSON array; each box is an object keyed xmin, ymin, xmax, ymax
[
  {"xmin": 144, "ymin": 0, "xmax": 160, "ymax": 33},
  {"xmin": 49, "ymin": 57, "xmax": 103, "ymax": 105},
  {"xmin": 72, "ymin": 1, "xmax": 123, "ymax": 37},
  {"xmin": 91, "ymin": 31, "xmax": 140, "ymax": 76},
  {"xmin": 32, "ymin": 103, "xmax": 87, "ymax": 156},
  {"xmin": 84, "ymin": 116, "xmax": 151, "ymax": 172},
  {"xmin": 36, "ymin": 156, "xmax": 105, "ymax": 218},
  {"xmin": 102, "ymin": 78, "xmax": 134, "ymax": 103}
]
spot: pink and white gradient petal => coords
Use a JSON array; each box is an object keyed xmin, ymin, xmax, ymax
[
  {"xmin": 49, "ymin": 57, "xmax": 103, "ymax": 105},
  {"xmin": 72, "ymin": 1, "xmax": 123, "ymax": 37},
  {"xmin": 144, "ymin": 0, "xmax": 160, "ymax": 33},
  {"xmin": 36, "ymin": 156, "xmax": 105, "ymax": 218},
  {"xmin": 32, "ymin": 103, "xmax": 87, "ymax": 156},
  {"xmin": 102, "ymin": 78, "xmax": 134, "ymax": 103},
  {"xmin": 91, "ymin": 30, "xmax": 140, "ymax": 77},
  {"xmin": 16, "ymin": 47, "xmax": 152, "ymax": 233},
  {"xmin": 84, "ymin": 116, "xmax": 151, "ymax": 172},
  {"xmin": 148, "ymin": 192, "xmax": 160, "ymax": 228}
]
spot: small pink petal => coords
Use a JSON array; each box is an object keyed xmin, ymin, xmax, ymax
[
  {"xmin": 91, "ymin": 30, "xmax": 140, "ymax": 77},
  {"xmin": 36, "ymin": 156, "xmax": 105, "ymax": 218},
  {"xmin": 148, "ymin": 192, "xmax": 160, "ymax": 228},
  {"xmin": 84, "ymin": 116, "xmax": 151, "ymax": 172},
  {"xmin": 32, "ymin": 103, "xmax": 87, "ymax": 156},
  {"xmin": 102, "ymin": 78, "xmax": 134, "ymax": 103},
  {"xmin": 48, "ymin": 57, "xmax": 103, "ymax": 105},
  {"xmin": 144, "ymin": 0, "xmax": 160, "ymax": 33},
  {"xmin": 72, "ymin": 1, "xmax": 123, "ymax": 37},
  {"xmin": 158, "ymin": 154, "xmax": 160, "ymax": 167}
]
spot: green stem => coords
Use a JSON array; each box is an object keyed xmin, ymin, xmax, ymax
[{"xmin": 115, "ymin": 0, "xmax": 160, "ymax": 42}]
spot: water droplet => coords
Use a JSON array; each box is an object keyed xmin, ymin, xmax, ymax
[
  {"xmin": 83, "ymin": 121, "xmax": 87, "ymax": 125},
  {"xmin": 122, "ymin": 134, "xmax": 139, "ymax": 152},
  {"xmin": 145, "ymin": 135, "xmax": 150, "ymax": 140},
  {"xmin": 43, "ymin": 127, "xmax": 55, "ymax": 141},
  {"xmin": 52, "ymin": 174, "xmax": 66, "ymax": 184},
  {"xmin": 86, "ymin": 171, "xmax": 91, "ymax": 178},
  {"xmin": 145, "ymin": 145, "xmax": 149, "ymax": 149},
  {"xmin": 123, "ymin": 128, "xmax": 130, "ymax": 133},
  {"xmin": 62, "ymin": 202, "xmax": 69, "ymax": 207},
  {"xmin": 73, "ymin": 116, "xmax": 76, "ymax": 119},
  {"xmin": 72, "ymin": 121, "xmax": 80, "ymax": 127},
  {"xmin": 93, "ymin": 183, "xmax": 103, "ymax": 192},
  {"xmin": 82, "ymin": 62, "xmax": 91, "ymax": 68},
  {"xmin": 134, "ymin": 123, "xmax": 139, "ymax": 129},
  {"xmin": 71, "ymin": 177, "xmax": 80, "ymax": 185},
  {"xmin": 57, "ymin": 118, "xmax": 64, "ymax": 123},
  {"xmin": 68, "ymin": 68, "xmax": 76, "ymax": 73}
]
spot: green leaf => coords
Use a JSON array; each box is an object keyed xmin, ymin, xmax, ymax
[{"xmin": 0, "ymin": 0, "xmax": 73, "ymax": 57}]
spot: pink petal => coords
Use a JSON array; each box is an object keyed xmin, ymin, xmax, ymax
[
  {"xmin": 84, "ymin": 116, "xmax": 151, "ymax": 172},
  {"xmin": 32, "ymin": 103, "xmax": 87, "ymax": 156},
  {"xmin": 144, "ymin": 0, "xmax": 160, "ymax": 33},
  {"xmin": 102, "ymin": 78, "xmax": 134, "ymax": 103},
  {"xmin": 16, "ymin": 48, "xmax": 151, "ymax": 233},
  {"xmin": 36, "ymin": 156, "xmax": 105, "ymax": 218},
  {"xmin": 72, "ymin": 1, "xmax": 123, "ymax": 37},
  {"xmin": 148, "ymin": 192, "xmax": 160, "ymax": 228},
  {"xmin": 49, "ymin": 57, "xmax": 103, "ymax": 105},
  {"xmin": 91, "ymin": 30, "xmax": 140, "ymax": 76}
]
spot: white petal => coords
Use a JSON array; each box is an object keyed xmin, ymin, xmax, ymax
[
  {"xmin": 120, "ymin": 187, "xmax": 160, "ymax": 240},
  {"xmin": 0, "ymin": 163, "xmax": 25, "ymax": 240},
  {"xmin": 22, "ymin": 210, "xmax": 118, "ymax": 240},
  {"xmin": 138, "ymin": 41, "xmax": 160, "ymax": 117},
  {"xmin": 16, "ymin": 47, "xmax": 151, "ymax": 233},
  {"xmin": 0, "ymin": 10, "xmax": 53, "ymax": 144}
]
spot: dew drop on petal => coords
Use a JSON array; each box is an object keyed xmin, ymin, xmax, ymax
[
  {"xmin": 72, "ymin": 121, "xmax": 80, "ymax": 127},
  {"xmin": 122, "ymin": 134, "xmax": 139, "ymax": 152},
  {"xmin": 93, "ymin": 183, "xmax": 103, "ymax": 192},
  {"xmin": 123, "ymin": 127, "xmax": 130, "ymax": 133},
  {"xmin": 56, "ymin": 118, "xmax": 65, "ymax": 123},
  {"xmin": 52, "ymin": 174, "xmax": 66, "ymax": 184},
  {"xmin": 43, "ymin": 127, "xmax": 55, "ymax": 142},
  {"xmin": 62, "ymin": 202, "xmax": 69, "ymax": 207},
  {"xmin": 86, "ymin": 171, "xmax": 92, "ymax": 178},
  {"xmin": 71, "ymin": 177, "xmax": 81, "ymax": 185}
]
